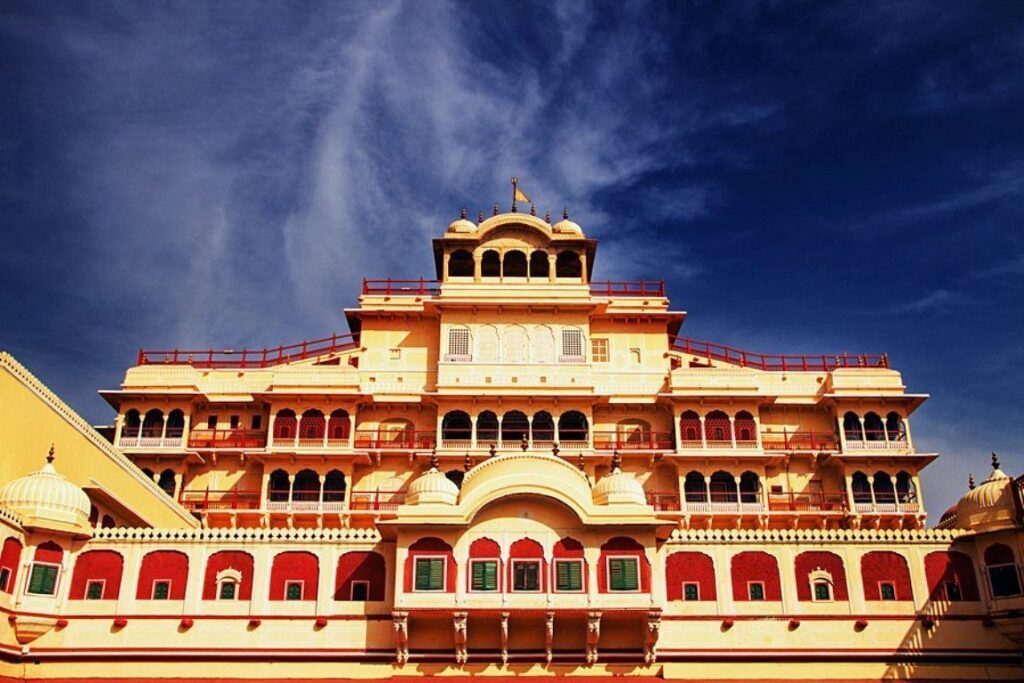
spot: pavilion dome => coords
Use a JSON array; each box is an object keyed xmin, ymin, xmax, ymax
[
  {"xmin": 0, "ymin": 448, "xmax": 92, "ymax": 538},
  {"xmin": 592, "ymin": 459, "xmax": 647, "ymax": 506},
  {"xmin": 552, "ymin": 209, "xmax": 583, "ymax": 236},
  {"xmin": 406, "ymin": 463, "xmax": 459, "ymax": 506},
  {"xmin": 955, "ymin": 454, "xmax": 1017, "ymax": 534},
  {"xmin": 447, "ymin": 209, "xmax": 477, "ymax": 234}
]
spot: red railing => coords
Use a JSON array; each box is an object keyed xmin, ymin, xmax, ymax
[
  {"xmin": 767, "ymin": 492, "xmax": 848, "ymax": 513},
  {"xmin": 589, "ymin": 280, "xmax": 665, "ymax": 297},
  {"xmin": 186, "ymin": 429, "xmax": 267, "ymax": 449},
  {"xmin": 353, "ymin": 430, "xmax": 436, "ymax": 450},
  {"xmin": 179, "ymin": 489, "xmax": 261, "ymax": 511},
  {"xmin": 669, "ymin": 337, "xmax": 888, "ymax": 371},
  {"xmin": 761, "ymin": 430, "xmax": 839, "ymax": 452},
  {"xmin": 349, "ymin": 491, "xmax": 405, "ymax": 512},
  {"xmin": 646, "ymin": 491, "xmax": 681, "ymax": 511},
  {"xmin": 593, "ymin": 431, "xmax": 675, "ymax": 450},
  {"xmin": 361, "ymin": 278, "xmax": 440, "ymax": 296},
  {"xmin": 137, "ymin": 333, "xmax": 359, "ymax": 368}
]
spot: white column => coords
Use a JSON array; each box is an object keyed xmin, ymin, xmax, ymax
[
  {"xmin": 673, "ymin": 411, "xmax": 682, "ymax": 453},
  {"xmin": 858, "ymin": 416, "xmax": 867, "ymax": 442},
  {"xmin": 436, "ymin": 413, "xmax": 444, "ymax": 449},
  {"xmin": 318, "ymin": 473, "xmax": 326, "ymax": 510},
  {"xmin": 527, "ymin": 415, "xmax": 534, "ymax": 449},
  {"xmin": 867, "ymin": 474, "xmax": 877, "ymax": 510},
  {"xmin": 287, "ymin": 473, "xmax": 295, "ymax": 511},
  {"xmin": 729, "ymin": 416, "xmax": 737, "ymax": 449},
  {"xmin": 496, "ymin": 415, "xmax": 504, "ymax": 446},
  {"xmin": 753, "ymin": 415, "xmax": 763, "ymax": 449},
  {"xmin": 470, "ymin": 415, "xmax": 478, "ymax": 449},
  {"xmin": 268, "ymin": 412, "xmax": 277, "ymax": 447},
  {"xmin": 160, "ymin": 413, "xmax": 169, "ymax": 446},
  {"xmin": 554, "ymin": 415, "xmax": 560, "ymax": 444},
  {"xmin": 733, "ymin": 475, "xmax": 742, "ymax": 512},
  {"xmin": 113, "ymin": 413, "xmax": 124, "ymax": 446},
  {"xmin": 699, "ymin": 416, "xmax": 707, "ymax": 449}
]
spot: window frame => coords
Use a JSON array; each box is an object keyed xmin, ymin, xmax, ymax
[
  {"xmin": 747, "ymin": 581, "xmax": 765, "ymax": 601},
  {"xmin": 349, "ymin": 580, "xmax": 370, "ymax": 601},
  {"xmin": 151, "ymin": 579, "xmax": 172, "ymax": 600},
  {"xmin": 878, "ymin": 581, "xmax": 897, "ymax": 601},
  {"xmin": 553, "ymin": 559, "xmax": 584, "ymax": 593},
  {"xmin": 412, "ymin": 555, "xmax": 447, "ymax": 593},
  {"xmin": 987, "ymin": 563, "xmax": 1023, "ymax": 598},
  {"xmin": 0, "ymin": 566, "xmax": 10, "ymax": 592},
  {"xmin": 25, "ymin": 562, "xmax": 60, "ymax": 597},
  {"xmin": 511, "ymin": 559, "xmax": 543, "ymax": 593},
  {"xmin": 84, "ymin": 579, "xmax": 106, "ymax": 601},
  {"xmin": 606, "ymin": 556, "xmax": 641, "ymax": 593},
  {"xmin": 812, "ymin": 579, "xmax": 834, "ymax": 602},
  {"xmin": 284, "ymin": 580, "xmax": 304, "ymax": 601},
  {"xmin": 218, "ymin": 579, "xmax": 239, "ymax": 601},
  {"xmin": 682, "ymin": 581, "xmax": 700, "ymax": 601},
  {"xmin": 468, "ymin": 558, "xmax": 499, "ymax": 593},
  {"xmin": 590, "ymin": 338, "xmax": 609, "ymax": 363},
  {"xmin": 944, "ymin": 580, "xmax": 962, "ymax": 602},
  {"xmin": 559, "ymin": 328, "xmax": 585, "ymax": 363},
  {"xmin": 445, "ymin": 327, "xmax": 472, "ymax": 362}
]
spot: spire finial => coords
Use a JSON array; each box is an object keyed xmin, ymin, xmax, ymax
[
  {"xmin": 578, "ymin": 452, "xmax": 585, "ymax": 471},
  {"xmin": 968, "ymin": 473, "xmax": 975, "ymax": 489},
  {"xmin": 429, "ymin": 448, "xmax": 439, "ymax": 471},
  {"xmin": 488, "ymin": 443, "xmax": 496, "ymax": 457},
  {"xmin": 992, "ymin": 452, "xmax": 1001, "ymax": 470},
  {"xmin": 478, "ymin": 211, "xmax": 484, "ymax": 224},
  {"xmin": 521, "ymin": 435, "xmax": 529, "ymax": 452},
  {"xmin": 47, "ymin": 444, "xmax": 55, "ymax": 464},
  {"xmin": 563, "ymin": 207, "xmax": 569, "ymax": 220},
  {"xmin": 464, "ymin": 452, "xmax": 472, "ymax": 472},
  {"xmin": 460, "ymin": 207, "xmax": 467, "ymax": 219},
  {"xmin": 493, "ymin": 203, "xmax": 500, "ymax": 216},
  {"xmin": 610, "ymin": 449, "xmax": 621, "ymax": 472},
  {"xmin": 530, "ymin": 203, "xmax": 536, "ymax": 216},
  {"xmin": 545, "ymin": 210, "xmax": 551, "ymax": 223},
  {"xmin": 551, "ymin": 443, "xmax": 560, "ymax": 458}
]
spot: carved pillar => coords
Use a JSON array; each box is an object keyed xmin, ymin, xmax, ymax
[
  {"xmin": 644, "ymin": 611, "xmax": 661, "ymax": 665},
  {"xmin": 545, "ymin": 611, "xmax": 555, "ymax": 664},
  {"xmin": 500, "ymin": 611, "xmax": 510, "ymax": 665},
  {"xmin": 453, "ymin": 612, "xmax": 468, "ymax": 664},
  {"xmin": 392, "ymin": 611, "xmax": 409, "ymax": 665},
  {"xmin": 586, "ymin": 611, "xmax": 602, "ymax": 665}
]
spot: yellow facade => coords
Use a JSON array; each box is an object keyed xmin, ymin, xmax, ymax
[{"xmin": 0, "ymin": 208, "xmax": 1022, "ymax": 681}]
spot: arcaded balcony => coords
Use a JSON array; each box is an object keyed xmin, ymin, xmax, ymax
[
  {"xmin": 841, "ymin": 411, "xmax": 912, "ymax": 453},
  {"xmin": 677, "ymin": 411, "xmax": 760, "ymax": 451},
  {"xmin": 439, "ymin": 410, "xmax": 591, "ymax": 451},
  {"xmin": 118, "ymin": 409, "xmax": 186, "ymax": 448},
  {"xmin": 849, "ymin": 471, "xmax": 922, "ymax": 515},
  {"xmin": 680, "ymin": 471, "xmax": 766, "ymax": 513},
  {"xmin": 270, "ymin": 409, "xmax": 354, "ymax": 449}
]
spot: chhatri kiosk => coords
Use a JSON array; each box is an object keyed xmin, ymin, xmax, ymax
[{"xmin": 1, "ymin": 198, "xmax": 1022, "ymax": 681}]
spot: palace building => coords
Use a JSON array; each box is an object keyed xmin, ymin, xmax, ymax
[{"xmin": 1, "ymin": 201, "xmax": 1023, "ymax": 682}]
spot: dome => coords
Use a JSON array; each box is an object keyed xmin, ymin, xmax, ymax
[
  {"xmin": 447, "ymin": 209, "xmax": 477, "ymax": 234},
  {"xmin": 406, "ymin": 460, "xmax": 459, "ymax": 506},
  {"xmin": 0, "ymin": 448, "xmax": 92, "ymax": 538},
  {"xmin": 552, "ymin": 208, "xmax": 583, "ymax": 235},
  {"xmin": 592, "ymin": 457, "xmax": 647, "ymax": 506},
  {"xmin": 955, "ymin": 453, "xmax": 1017, "ymax": 534}
]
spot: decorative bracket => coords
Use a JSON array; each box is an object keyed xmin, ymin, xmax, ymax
[
  {"xmin": 586, "ymin": 610, "xmax": 602, "ymax": 665},
  {"xmin": 545, "ymin": 611, "xmax": 555, "ymax": 665},
  {"xmin": 644, "ymin": 610, "xmax": 662, "ymax": 665},
  {"xmin": 453, "ymin": 611, "xmax": 468, "ymax": 665},
  {"xmin": 500, "ymin": 611, "xmax": 510, "ymax": 665},
  {"xmin": 392, "ymin": 611, "xmax": 409, "ymax": 665}
]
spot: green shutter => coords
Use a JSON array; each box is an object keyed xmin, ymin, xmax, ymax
[
  {"xmin": 472, "ymin": 561, "xmax": 497, "ymax": 591},
  {"xmin": 27, "ymin": 564, "xmax": 57, "ymax": 595},
  {"xmin": 415, "ymin": 558, "xmax": 444, "ymax": 591},
  {"xmin": 153, "ymin": 581, "xmax": 170, "ymax": 600},
  {"xmin": 86, "ymin": 581, "xmax": 104, "ymax": 600},
  {"xmin": 609, "ymin": 558, "xmax": 639, "ymax": 591},
  {"xmin": 556, "ymin": 560, "xmax": 582, "ymax": 591},
  {"xmin": 286, "ymin": 582, "xmax": 302, "ymax": 600}
]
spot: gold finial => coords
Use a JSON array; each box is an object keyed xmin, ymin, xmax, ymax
[
  {"xmin": 968, "ymin": 473, "xmax": 975, "ymax": 490},
  {"xmin": 460, "ymin": 207, "xmax": 467, "ymax": 219},
  {"xmin": 992, "ymin": 452, "xmax": 1000, "ymax": 470},
  {"xmin": 610, "ymin": 449, "xmax": 621, "ymax": 472},
  {"xmin": 429, "ymin": 448, "xmax": 439, "ymax": 471},
  {"xmin": 563, "ymin": 207, "xmax": 569, "ymax": 220},
  {"xmin": 47, "ymin": 444, "xmax": 55, "ymax": 464}
]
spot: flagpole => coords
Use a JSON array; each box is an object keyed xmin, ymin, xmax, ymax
[{"xmin": 511, "ymin": 176, "xmax": 518, "ymax": 212}]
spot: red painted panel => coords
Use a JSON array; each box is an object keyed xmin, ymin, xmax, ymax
[
  {"xmin": 403, "ymin": 538, "xmax": 455, "ymax": 593},
  {"xmin": 69, "ymin": 550, "xmax": 124, "ymax": 600},
  {"xmin": 861, "ymin": 551, "xmax": 913, "ymax": 601},
  {"xmin": 269, "ymin": 551, "xmax": 319, "ymax": 601},
  {"xmin": 469, "ymin": 537, "xmax": 501, "ymax": 557},
  {"xmin": 924, "ymin": 550, "xmax": 980, "ymax": 601},
  {"xmin": 731, "ymin": 550, "xmax": 782, "ymax": 601},
  {"xmin": 34, "ymin": 541, "xmax": 63, "ymax": 564},
  {"xmin": 0, "ymin": 538, "xmax": 22, "ymax": 594},
  {"xmin": 794, "ymin": 551, "xmax": 849, "ymax": 601},
  {"xmin": 665, "ymin": 551, "xmax": 716, "ymax": 601},
  {"xmin": 553, "ymin": 537, "xmax": 584, "ymax": 557},
  {"xmin": 334, "ymin": 551, "xmax": 386, "ymax": 601},
  {"xmin": 597, "ymin": 536, "xmax": 650, "ymax": 593},
  {"xmin": 136, "ymin": 550, "xmax": 189, "ymax": 600},
  {"xmin": 203, "ymin": 551, "xmax": 254, "ymax": 600}
]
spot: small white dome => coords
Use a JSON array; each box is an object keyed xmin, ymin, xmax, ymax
[
  {"xmin": 955, "ymin": 454, "xmax": 1016, "ymax": 533},
  {"xmin": 593, "ymin": 463, "xmax": 647, "ymax": 506},
  {"xmin": 447, "ymin": 209, "xmax": 477, "ymax": 234},
  {"xmin": 0, "ymin": 449, "xmax": 92, "ymax": 538},
  {"xmin": 407, "ymin": 466, "xmax": 459, "ymax": 506},
  {"xmin": 552, "ymin": 208, "xmax": 583, "ymax": 235}
]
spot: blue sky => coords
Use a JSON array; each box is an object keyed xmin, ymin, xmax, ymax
[{"xmin": 2, "ymin": 1, "xmax": 1022, "ymax": 514}]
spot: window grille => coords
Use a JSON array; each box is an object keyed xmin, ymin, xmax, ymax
[
  {"xmin": 683, "ymin": 582, "xmax": 700, "ymax": 601},
  {"xmin": 446, "ymin": 328, "xmax": 471, "ymax": 361},
  {"xmin": 561, "ymin": 328, "xmax": 584, "ymax": 362},
  {"xmin": 591, "ymin": 338, "xmax": 609, "ymax": 363}
]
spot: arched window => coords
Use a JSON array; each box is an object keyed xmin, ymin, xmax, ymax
[
  {"xmin": 704, "ymin": 410, "xmax": 731, "ymax": 445},
  {"xmin": 203, "ymin": 551, "xmax": 253, "ymax": 600},
  {"xmin": 680, "ymin": 411, "xmax": 701, "ymax": 444},
  {"xmin": 327, "ymin": 410, "xmax": 351, "ymax": 444},
  {"xmin": 739, "ymin": 471, "xmax": 761, "ymax": 504},
  {"xmin": 502, "ymin": 411, "xmax": 529, "ymax": 443},
  {"xmin": 731, "ymin": 551, "xmax": 781, "ymax": 601},
  {"xmin": 0, "ymin": 538, "xmax": 23, "ymax": 595},
  {"xmin": 441, "ymin": 411, "xmax": 472, "ymax": 442},
  {"xmin": 468, "ymin": 538, "xmax": 501, "ymax": 593},
  {"xmin": 843, "ymin": 412, "xmax": 862, "ymax": 442},
  {"xmin": 509, "ymin": 538, "xmax": 546, "ymax": 592},
  {"xmin": 122, "ymin": 409, "xmax": 141, "ymax": 438},
  {"xmin": 872, "ymin": 471, "xmax": 896, "ymax": 505},
  {"xmin": 532, "ymin": 411, "xmax": 555, "ymax": 443},
  {"xmin": 505, "ymin": 325, "xmax": 528, "ymax": 363},
  {"xmin": 141, "ymin": 467, "xmax": 155, "ymax": 480},
  {"xmin": 558, "ymin": 411, "xmax": 589, "ymax": 445},
  {"xmin": 292, "ymin": 469, "xmax": 320, "ymax": 504},
  {"xmin": 70, "ymin": 550, "xmax": 124, "ymax": 600},
  {"xmin": 269, "ymin": 551, "xmax": 319, "ymax": 601},
  {"xmin": 886, "ymin": 412, "xmax": 906, "ymax": 441},
  {"xmin": 555, "ymin": 250, "xmax": 582, "ymax": 278},
  {"xmin": 477, "ymin": 411, "xmax": 499, "ymax": 444},
  {"xmin": 273, "ymin": 409, "xmax": 297, "ymax": 444},
  {"xmin": 531, "ymin": 325, "xmax": 555, "ymax": 363},
  {"xmin": 529, "ymin": 251, "xmax": 549, "ymax": 278},
  {"xmin": 666, "ymin": 552, "xmax": 716, "ymax": 601},
  {"xmin": 142, "ymin": 409, "xmax": 164, "ymax": 439},
  {"xmin": 477, "ymin": 324, "xmax": 499, "ymax": 363},
  {"xmin": 166, "ymin": 410, "xmax": 185, "ymax": 440},
  {"xmin": 598, "ymin": 537, "xmax": 649, "ymax": 593},
  {"xmin": 335, "ymin": 551, "xmax": 386, "ymax": 601},
  {"xmin": 136, "ymin": 550, "xmax": 188, "ymax": 600},
  {"xmin": 864, "ymin": 412, "xmax": 884, "ymax": 441},
  {"xmin": 481, "ymin": 250, "xmax": 501, "ymax": 277},
  {"xmin": 795, "ymin": 551, "xmax": 848, "ymax": 602},
  {"xmin": 445, "ymin": 470, "xmax": 465, "ymax": 489},
  {"xmin": 323, "ymin": 470, "xmax": 346, "ymax": 504},
  {"xmin": 157, "ymin": 469, "xmax": 176, "ymax": 497},
  {"xmin": 101, "ymin": 515, "xmax": 115, "ymax": 529},
  {"xmin": 734, "ymin": 411, "xmax": 756, "ymax": 444},
  {"xmin": 406, "ymin": 538, "xmax": 455, "ymax": 593},
  {"xmin": 985, "ymin": 544, "xmax": 1022, "ymax": 598},
  {"xmin": 298, "ymin": 409, "xmax": 325, "ymax": 446},
  {"xmin": 448, "ymin": 249, "xmax": 474, "ymax": 278},
  {"xmin": 851, "ymin": 471, "xmax": 872, "ymax": 504},
  {"xmin": 896, "ymin": 471, "xmax": 917, "ymax": 504},
  {"xmin": 26, "ymin": 542, "xmax": 63, "ymax": 596},
  {"xmin": 684, "ymin": 471, "xmax": 707, "ymax": 503},
  {"xmin": 709, "ymin": 471, "xmax": 737, "ymax": 504},
  {"xmin": 861, "ymin": 551, "xmax": 913, "ymax": 601},
  {"xmin": 503, "ymin": 250, "xmax": 527, "ymax": 277},
  {"xmin": 269, "ymin": 469, "xmax": 290, "ymax": 502},
  {"xmin": 925, "ymin": 550, "xmax": 980, "ymax": 601}
]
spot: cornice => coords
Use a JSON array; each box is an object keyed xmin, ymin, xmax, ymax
[
  {"xmin": 666, "ymin": 527, "xmax": 964, "ymax": 544},
  {"xmin": 92, "ymin": 526, "xmax": 383, "ymax": 543}
]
